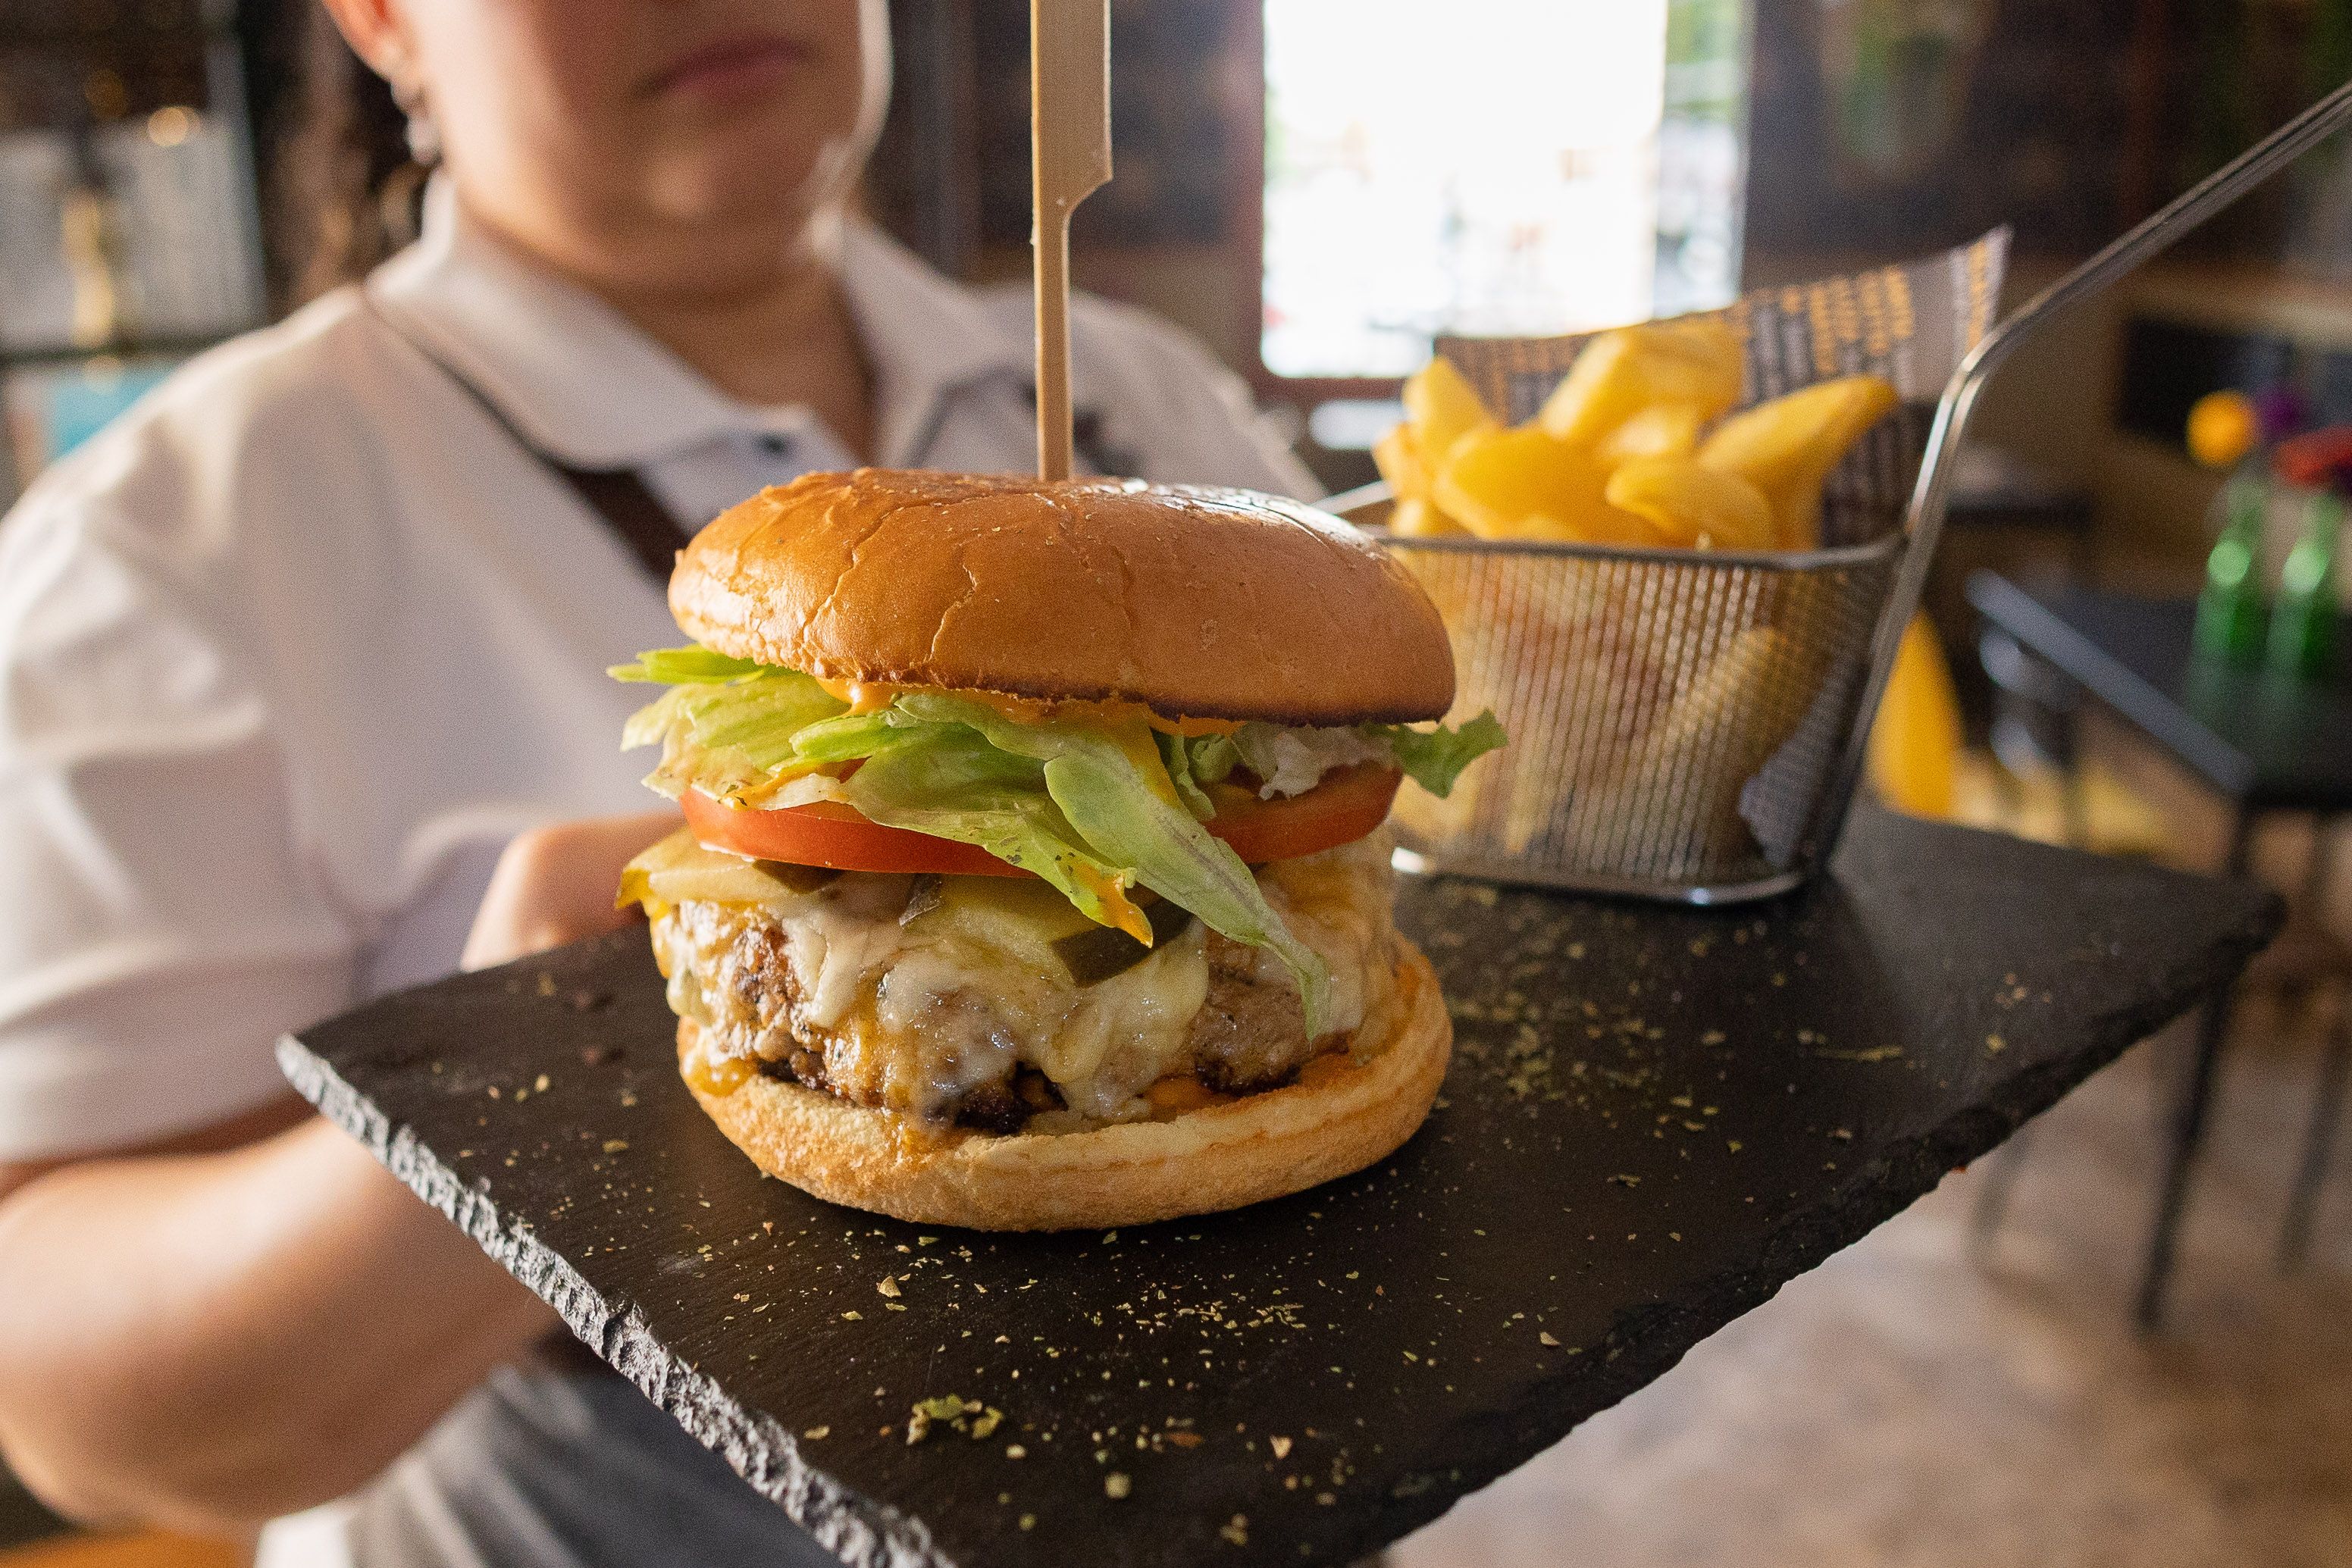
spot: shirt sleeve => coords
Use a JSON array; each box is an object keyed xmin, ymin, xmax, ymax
[{"xmin": 0, "ymin": 449, "xmax": 358, "ymax": 1161}]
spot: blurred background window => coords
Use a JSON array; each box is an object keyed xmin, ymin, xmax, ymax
[{"xmin": 1259, "ymin": 0, "xmax": 1746, "ymax": 381}]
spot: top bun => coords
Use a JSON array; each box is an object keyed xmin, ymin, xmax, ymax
[{"xmin": 667, "ymin": 470, "xmax": 1455, "ymax": 726}]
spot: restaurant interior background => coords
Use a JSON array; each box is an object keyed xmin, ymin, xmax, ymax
[{"xmin": 2, "ymin": 0, "xmax": 2349, "ymax": 1563}]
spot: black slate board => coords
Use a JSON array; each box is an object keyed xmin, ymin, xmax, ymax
[{"xmin": 280, "ymin": 811, "xmax": 2278, "ymax": 1568}]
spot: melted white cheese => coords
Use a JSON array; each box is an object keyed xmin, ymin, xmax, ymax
[{"xmin": 634, "ymin": 830, "xmax": 1395, "ymax": 1120}]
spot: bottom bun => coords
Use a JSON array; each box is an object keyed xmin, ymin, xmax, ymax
[{"xmin": 678, "ymin": 940, "xmax": 1452, "ymax": 1231}]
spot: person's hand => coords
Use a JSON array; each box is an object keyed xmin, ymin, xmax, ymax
[{"xmin": 461, "ymin": 811, "xmax": 680, "ymax": 971}]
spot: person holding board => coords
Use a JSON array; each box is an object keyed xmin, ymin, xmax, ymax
[{"xmin": 0, "ymin": 2, "xmax": 1309, "ymax": 1563}]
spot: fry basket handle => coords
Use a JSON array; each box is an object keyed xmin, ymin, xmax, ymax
[{"xmin": 1819, "ymin": 74, "xmax": 2352, "ymax": 844}]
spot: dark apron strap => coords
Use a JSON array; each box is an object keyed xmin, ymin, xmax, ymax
[{"xmin": 362, "ymin": 291, "xmax": 691, "ymax": 584}]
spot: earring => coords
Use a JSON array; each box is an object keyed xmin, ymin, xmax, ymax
[{"xmin": 392, "ymin": 76, "xmax": 442, "ymax": 168}]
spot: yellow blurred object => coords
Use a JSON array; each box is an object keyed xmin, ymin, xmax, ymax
[
  {"xmin": 0, "ymin": 1532, "xmax": 243, "ymax": 1568},
  {"xmin": 1434, "ymin": 425, "xmax": 1666, "ymax": 546},
  {"xmin": 1604, "ymin": 457, "xmax": 1776, "ymax": 550},
  {"xmin": 1388, "ymin": 496, "xmax": 1464, "ymax": 537},
  {"xmin": 1593, "ymin": 402, "xmax": 1708, "ymax": 469},
  {"xmin": 1536, "ymin": 319, "xmax": 1744, "ymax": 446},
  {"xmin": 2186, "ymin": 389, "xmax": 2259, "ymax": 471},
  {"xmin": 1866, "ymin": 613, "xmax": 1962, "ymax": 819},
  {"xmin": 1950, "ymin": 751, "xmax": 2173, "ymax": 859},
  {"xmin": 1401, "ymin": 357, "xmax": 1496, "ymax": 459},
  {"xmin": 1698, "ymin": 374, "xmax": 1900, "ymax": 548}
]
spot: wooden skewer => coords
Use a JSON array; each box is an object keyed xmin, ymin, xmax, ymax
[{"xmin": 1031, "ymin": 0, "xmax": 1111, "ymax": 481}]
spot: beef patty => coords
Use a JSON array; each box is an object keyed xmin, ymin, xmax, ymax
[{"xmin": 660, "ymin": 900, "xmax": 1337, "ymax": 1132}]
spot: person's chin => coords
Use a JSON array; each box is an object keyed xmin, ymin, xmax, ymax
[
  {"xmin": 640, "ymin": 152, "xmax": 825, "ymax": 232},
  {"xmin": 647, "ymin": 112, "xmax": 863, "ymax": 218}
]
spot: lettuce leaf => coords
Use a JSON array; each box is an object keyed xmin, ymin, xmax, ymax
[
  {"xmin": 833, "ymin": 723, "xmax": 1149, "ymax": 939},
  {"xmin": 1185, "ymin": 732, "xmax": 1241, "ymax": 787},
  {"xmin": 609, "ymin": 645, "xmax": 771, "ymax": 684},
  {"xmin": 788, "ymin": 708, "xmax": 922, "ymax": 762},
  {"xmin": 620, "ymin": 668, "xmax": 846, "ymax": 803},
  {"xmin": 897, "ymin": 694, "xmax": 1333, "ymax": 1035},
  {"xmin": 1364, "ymin": 710, "xmax": 1507, "ymax": 797},
  {"xmin": 1156, "ymin": 730, "xmax": 1216, "ymax": 818}
]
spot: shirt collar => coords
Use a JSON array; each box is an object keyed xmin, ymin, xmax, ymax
[
  {"xmin": 368, "ymin": 177, "xmax": 1037, "ymax": 471},
  {"xmin": 835, "ymin": 218, "xmax": 1038, "ymax": 465}
]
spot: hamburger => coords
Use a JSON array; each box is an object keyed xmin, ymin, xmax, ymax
[{"xmin": 613, "ymin": 469, "xmax": 1502, "ymax": 1230}]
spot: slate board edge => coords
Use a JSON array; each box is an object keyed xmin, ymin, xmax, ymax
[
  {"xmin": 274, "ymin": 1034, "xmax": 947, "ymax": 1568},
  {"xmin": 1313, "ymin": 881, "xmax": 2285, "ymax": 1561},
  {"xmin": 276, "ymin": 866, "xmax": 2282, "ymax": 1568}
]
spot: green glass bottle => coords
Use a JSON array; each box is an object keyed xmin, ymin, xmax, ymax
[
  {"xmin": 2268, "ymin": 489, "xmax": 2341, "ymax": 681},
  {"xmin": 2194, "ymin": 470, "xmax": 2270, "ymax": 665}
]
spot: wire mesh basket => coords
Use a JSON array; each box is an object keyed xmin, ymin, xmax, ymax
[
  {"xmin": 1361, "ymin": 512, "xmax": 1903, "ymax": 898},
  {"xmin": 1348, "ymin": 74, "xmax": 2352, "ymax": 900},
  {"xmin": 1338, "ymin": 234, "xmax": 2008, "ymax": 900}
]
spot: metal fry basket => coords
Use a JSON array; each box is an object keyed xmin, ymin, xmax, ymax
[
  {"xmin": 1345, "ymin": 77, "xmax": 2352, "ymax": 901},
  {"xmin": 1362, "ymin": 513, "xmax": 1903, "ymax": 899}
]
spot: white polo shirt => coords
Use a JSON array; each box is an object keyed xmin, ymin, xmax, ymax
[{"xmin": 0, "ymin": 182, "xmax": 1314, "ymax": 1160}]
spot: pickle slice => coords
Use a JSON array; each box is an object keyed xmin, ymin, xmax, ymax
[{"xmin": 1051, "ymin": 898, "xmax": 1197, "ymax": 985}]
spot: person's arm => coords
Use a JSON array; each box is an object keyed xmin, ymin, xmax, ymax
[{"xmin": 0, "ymin": 812, "xmax": 675, "ymax": 1537}]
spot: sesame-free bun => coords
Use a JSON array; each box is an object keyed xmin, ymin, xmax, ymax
[
  {"xmin": 667, "ymin": 469, "xmax": 1456, "ymax": 727},
  {"xmin": 678, "ymin": 942, "xmax": 1452, "ymax": 1231}
]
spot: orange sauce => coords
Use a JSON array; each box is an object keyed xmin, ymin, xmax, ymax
[
  {"xmin": 681, "ymin": 1047, "xmax": 757, "ymax": 1097},
  {"xmin": 810, "ymin": 677, "xmax": 1240, "ymax": 737},
  {"xmin": 1295, "ymin": 1051, "xmax": 1357, "ymax": 1091},
  {"xmin": 1145, "ymin": 1076, "xmax": 1232, "ymax": 1116}
]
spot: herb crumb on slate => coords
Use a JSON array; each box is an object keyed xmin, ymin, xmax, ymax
[
  {"xmin": 1104, "ymin": 1473, "xmax": 1132, "ymax": 1499},
  {"xmin": 1219, "ymin": 1514, "xmax": 1248, "ymax": 1545},
  {"xmin": 906, "ymin": 1395, "xmax": 1004, "ymax": 1445}
]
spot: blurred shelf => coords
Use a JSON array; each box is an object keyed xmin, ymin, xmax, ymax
[{"xmin": 0, "ymin": 335, "xmax": 227, "ymax": 369}]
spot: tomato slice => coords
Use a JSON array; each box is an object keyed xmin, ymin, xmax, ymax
[
  {"xmin": 1195, "ymin": 762, "xmax": 1401, "ymax": 865},
  {"xmin": 681, "ymin": 790, "xmax": 1027, "ymax": 877},
  {"xmin": 679, "ymin": 764, "xmax": 1401, "ymax": 878}
]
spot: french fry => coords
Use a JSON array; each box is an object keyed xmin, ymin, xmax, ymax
[
  {"xmin": 1603, "ymin": 457, "xmax": 1776, "ymax": 551},
  {"xmin": 1434, "ymin": 426, "xmax": 1668, "ymax": 546},
  {"xmin": 1697, "ymin": 375, "xmax": 1899, "ymax": 549},
  {"xmin": 1375, "ymin": 324, "xmax": 1893, "ymax": 556},
  {"xmin": 1575, "ymin": 624, "xmax": 1793, "ymax": 872},
  {"xmin": 1373, "ymin": 423, "xmax": 1430, "ymax": 502},
  {"xmin": 1375, "ymin": 359, "xmax": 1497, "ymax": 535},
  {"xmin": 1593, "ymin": 401, "xmax": 1708, "ymax": 469},
  {"xmin": 1389, "ymin": 496, "xmax": 1467, "ymax": 537},
  {"xmin": 1402, "ymin": 357, "xmax": 1496, "ymax": 459},
  {"xmin": 1536, "ymin": 319, "xmax": 1743, "ymax": 447}
]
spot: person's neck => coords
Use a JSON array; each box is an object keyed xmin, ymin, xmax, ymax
[{"xmin": 469, "ymin": 196, "xmax": 878, "ymax": 463}]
